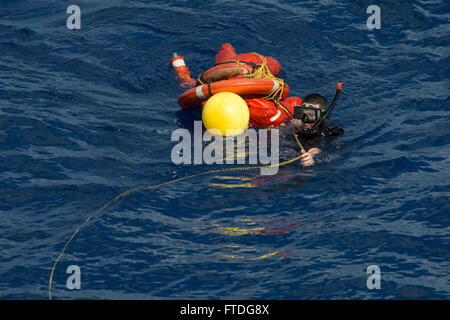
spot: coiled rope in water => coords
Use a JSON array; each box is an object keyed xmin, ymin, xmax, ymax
[{"xmin": 48, "ymin": 154, "xmax": 303, "ymax": 299}]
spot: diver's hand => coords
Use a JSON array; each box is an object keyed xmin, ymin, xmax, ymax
[
  {"xmin": 300, "ymin": 148, "xmax": 321, "ymax": 167},
  {"xmin": 300, "ymin": 152, "xmax": 315, "ymax": 166}
]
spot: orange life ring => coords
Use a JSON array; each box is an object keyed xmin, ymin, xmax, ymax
[
  {"xmin": 198, "ymin": 61, "xmax": 258, "ymax": 84},
  {"xmin": 178, "ymin": 78, "xmax": 290, "ymax": 110}
]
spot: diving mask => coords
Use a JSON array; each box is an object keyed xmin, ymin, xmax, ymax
[{"xmin": 294, "ymin": 104, "xmax": 322, "ymax": 124}]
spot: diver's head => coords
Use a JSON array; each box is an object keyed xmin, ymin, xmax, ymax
[
  {"xmin": 294, "ymin": 94, "xmax": 328, "ymax": 130},
  {"xmin": 292, "ymin": 83, "xmax": 342, "ymax": 137},
  {"xmin": 302, "ymin": 94, "xmax": 328, "ymax": 112}
]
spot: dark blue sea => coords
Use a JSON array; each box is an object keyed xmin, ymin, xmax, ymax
[{"xmin": 0, "ymin": 0, "xmax": 449, "ymax": 300}]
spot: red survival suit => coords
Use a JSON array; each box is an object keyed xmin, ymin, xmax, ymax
[{"xmin": 214, "ymin": 43, "xmax": 302, "ymax": 127}]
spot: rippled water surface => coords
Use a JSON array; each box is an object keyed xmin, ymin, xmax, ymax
[{"xmin": 0, "ymin": 0, "xmax": 449, "ymax": 299}]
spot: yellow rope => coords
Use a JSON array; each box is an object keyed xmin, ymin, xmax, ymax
[
  {"xmin": 198, "ymin": 53, "xmax": 286, "ymax": 102},
  {"xmin": 48, "ymin": 154, "xmax": 302, "ymax": 299}
]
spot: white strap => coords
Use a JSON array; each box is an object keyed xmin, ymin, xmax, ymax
[
  {"xmin": 268, "ymin": 79, "xmax": 279, "ymax": 95},
  {"xmin": 270, "ymin": 110, "xmax": 282, "ymax": 122},
  {"xmin": 172, "ymin": 58, "xmax": 186, "ymax": 68},
  {"xmin": 195, "ymin": 86, "xmax": 208, "ymax": 100}
]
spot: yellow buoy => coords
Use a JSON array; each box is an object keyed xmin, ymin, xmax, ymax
[{"xmin": 202, "ymin": 92, "xmax": 249, "ymax": 136}]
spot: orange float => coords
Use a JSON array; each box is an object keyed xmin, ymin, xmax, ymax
[
  {"xmin": 178, "ymin": 78, "xmax": 290, "ymax": 110},
  {"xmin": 198, "ymin": 60, "xmax": 260, "ymax": 84},
  {"xmin": 170, "ymin": 53, "xmax": 196, "ymax": 88}
]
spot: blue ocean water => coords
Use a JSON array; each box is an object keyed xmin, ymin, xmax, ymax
[{"xmin": 0, "ymin": 0, "xmax": 449, "ymax": 300}]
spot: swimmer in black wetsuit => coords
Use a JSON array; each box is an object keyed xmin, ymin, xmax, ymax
[{"xmin": 280, "ymin": 83, "xmax": 344, "ymax": 166}]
